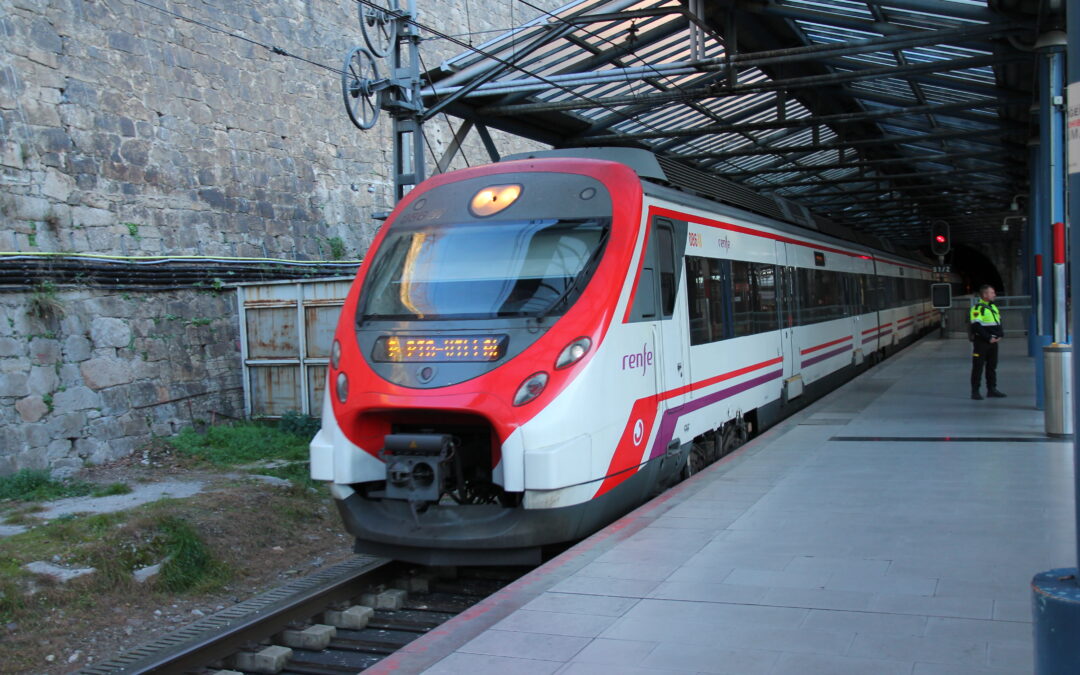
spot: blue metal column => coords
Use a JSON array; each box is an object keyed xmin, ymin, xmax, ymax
[
  {"xmin": 1032, "ymin": 14, "xmax": 1080, "ymax": 673},
  {"xmin": 1033, "ymin": 35, "xmax": 1066, "ymax": 408},
  {"xmin": 1028, "ymin": 137, "xmax": 1041, "ymax": 359}
]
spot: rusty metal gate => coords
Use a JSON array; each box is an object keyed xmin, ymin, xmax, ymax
[{"xmin": 236, "ymin": 278, "xmax": 352, "ymax": 418}]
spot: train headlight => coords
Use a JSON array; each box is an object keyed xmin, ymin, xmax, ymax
[
  {"xmin": 469, "ymin": 184, "xmax": 522, "ymax": 217},
  {"xmin": 555, "ymin": 337, "xmax": 591, "ymax": 369},
  {"xmin": 336, "ymin": 372, "xmax": 349, "ymax": 403},
  {"xmin": 513, "ymin": 372, "xmax": 548, "ymax": 406},
  {"xmin": 330, "ymin": 339, "xmax": 341, "ymax": 370}
]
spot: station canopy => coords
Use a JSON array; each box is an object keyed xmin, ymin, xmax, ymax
[{"xmin": 419, "ymin": 0, "xmax": 1044, "ymax": 251}]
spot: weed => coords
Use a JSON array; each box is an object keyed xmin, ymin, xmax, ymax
[
  {"xmin": 187, "ymin": 317, "xmax": 212, "ymax": 327},
  {"xmin": 91, "ymin": 482, "xmax": 131, "ymax": 498},
  {"xmin": 326, "ymin": 236, "xmax": 347, "ymax": 260},
  {"xmin": 27, "ymin": 281, "xmax": 65, "ymax": 320},
  {"xmin": 124, "ymin": 223, "xmax": 141, "ymax": 240},
  {"xmin": 168, "ymin": 422, "xmax": 309, "ymax": 466},
  {"xmin": 0, "ymin": 470, "xmax": 94, "ymax": 502},
  {"xmin": 42, "ymin": 392, "xmax": 54, "ymax": 414},
  {"xmin": 253, "ymin": 461, "xmax": 316, "ymax": 489},
  {"xmin": 2, "ymin": 504, "xmax": 46, "ymax": 526},
  {"xmin": 156, "ymin": 516, "xmax": 229, "ymax": 592},
  {"xmin": 278, "ymin": 411, "xmax": 320, "ymax": 440}
]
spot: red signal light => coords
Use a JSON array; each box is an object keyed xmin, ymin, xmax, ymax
[{"xmin": 934, "ymin": 234, "xmax": 946, "ymax": 243}]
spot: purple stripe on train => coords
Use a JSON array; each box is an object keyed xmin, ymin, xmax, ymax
[
  {"xmin": 647, "ymin": 369, "xmax": 784, "ymax": 460},
  {"xmin": 800, "ymin": 344, "xmax": 852, "ymax": 369}
]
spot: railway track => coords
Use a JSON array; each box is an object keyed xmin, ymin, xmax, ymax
[{"xmin": 78, "ymin": 555, "xmax": 529, "ymax": 675}]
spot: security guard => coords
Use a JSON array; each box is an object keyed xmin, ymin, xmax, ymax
[{"xmin": 970, "ymin": 284, "xmax": 1006, "ymax": 400}]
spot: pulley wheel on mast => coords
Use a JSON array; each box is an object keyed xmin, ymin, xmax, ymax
[
  {"xmin": 358, "ymin": 0, "xmax": 396, "ymax": 58},
  {"xmin": 342, "ymin": 46, "xmax": 382, "ymax": 130}
]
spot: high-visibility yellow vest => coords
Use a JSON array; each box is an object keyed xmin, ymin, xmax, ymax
[{"xmin": 969, "ymin": 300, "xmax": 1001, "ymax": 327}]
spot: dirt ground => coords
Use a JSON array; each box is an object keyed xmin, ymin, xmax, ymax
[{"xmin": 0, "ymin": 447, "xmax": 355, "ymax": 674}]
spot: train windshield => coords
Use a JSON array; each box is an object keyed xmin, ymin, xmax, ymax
[{"xmin": 361, "ymin": 218, "xmax": 610, "ymax": 320}]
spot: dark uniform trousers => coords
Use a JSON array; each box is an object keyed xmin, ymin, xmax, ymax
[{"xmin": 971, "ymin": 337, "xmax": 999, "ymax": 392}]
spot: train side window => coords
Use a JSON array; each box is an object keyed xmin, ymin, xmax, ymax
[
  {"xmin": 730, "ymin": 260, "xmax": 754, "ymax": 337},
  {"xmin": 780, "ymin": 266, "xmax": 798, "ymax": 328},
  {"xmin": 754, "ymin": 264, "xmax": 779, "ymax": 333},
  {"xmin": 656, "ymin": 221, "xmax": 677, "ymax": 318},
  {"xmin": 637, "ymin": 268, "xmax": 657, "ymax": 319},
  {"xmin": 685, "ymin": 256, "xmax": 727, "ymax": 344}
]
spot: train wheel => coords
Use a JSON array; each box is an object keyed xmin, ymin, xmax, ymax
[
  {"xmin": 682, "ymin": 443, "xmax": 708, "ymax": 479},
  {"xmin": 720, "ymin": 420, "xmax": 748, "ymax": 457}
]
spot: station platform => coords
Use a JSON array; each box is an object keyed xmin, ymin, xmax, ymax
[{"xmin": 371, "ymin": 336, "xmax": 1074, "ymax": 675}]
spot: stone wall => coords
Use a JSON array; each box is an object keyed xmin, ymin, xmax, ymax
[
  {"xmin": 0, "ymin": 287, "xmax": 243, "ymax": 477},
  {"xmin": 0, "ymin": 0, "xmax": 561, "ymax": 475}
]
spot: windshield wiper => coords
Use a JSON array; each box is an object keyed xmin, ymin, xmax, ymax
[{"xmin": 535, "ymin": 228, "xmax": 610, "ymax": 322}]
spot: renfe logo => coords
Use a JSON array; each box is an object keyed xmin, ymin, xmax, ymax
[{"xmin": 622, "ymin": 343, "xmax": 654, "ymax": 376}]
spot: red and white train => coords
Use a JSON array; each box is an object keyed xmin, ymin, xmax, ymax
[{"xmin": 310, "ymin": 148, "xmax": 936, "ymax": 564}]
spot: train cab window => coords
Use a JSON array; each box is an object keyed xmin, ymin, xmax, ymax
[{"xmin": 656, "ymin": 221, "xmax": 677, "ymax": 318}]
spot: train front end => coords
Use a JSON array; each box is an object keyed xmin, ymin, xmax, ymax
[{"xmin": 310, "ymin": 158, "xmax": 644, "ymax": 564}]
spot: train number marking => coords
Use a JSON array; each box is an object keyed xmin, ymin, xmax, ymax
[{"xmin": 688, "ymin": 232, "xmax": 701, "ymax": 248}]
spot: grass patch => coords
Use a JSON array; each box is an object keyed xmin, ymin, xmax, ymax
[
  {"xmin": 91, "ymin": 482, "xmax": 132, "ymax": 498},
  {"xmin": 169, "ymin": 421, "xmax": 310, "ymax": 467},
  {"xmin": 0, "ymin": 469, "xmax": 95, "ymax": 502},
  {"xmin": 252, "ymin": 462, "xmax": 317, "ymax": 489},
  {"xmin": 156, "ymin": 516, "xmax": 230, "ymax": 592},
  {"xmin": 2, "ymin": 504, "xmax": 46, "ymax": 526}
]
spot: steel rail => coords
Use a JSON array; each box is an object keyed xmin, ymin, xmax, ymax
[{"xmin": 77, "ymin": 555, "xmax": 394, "ymax": 675}]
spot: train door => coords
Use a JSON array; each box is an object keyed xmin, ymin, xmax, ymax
[
  {"xmin": 654, "ymin": 218, "xmax": 689, "ymax": 410},
  {"xmin": 776, "ymin": 242, "xmax": 803, "ymax": 400}
]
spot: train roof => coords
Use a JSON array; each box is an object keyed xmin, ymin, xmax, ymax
[{"xmin": 502, "ymin": 147, "xmax": 929, "ymax": 270}]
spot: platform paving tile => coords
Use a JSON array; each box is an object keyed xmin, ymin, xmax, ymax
[
  {"xmin": 458, "ymin": 629, "xmax": 590, "ymax": 661},
  {"xmin": 933, "ymin": 577, "xmax": 1029, "ymax": 604},
  {"xmin": 868, "ymin": 591, "xmax": 995, "ymax": 619},
  {"xmin": 647, "ymin": 579, "xmax": 769, "ymax": 605},
  {"xmin": 649, "ymin": 514, "xmax": 736, "ymax": 532},
  {"xmin": 593, "ymin": 542, "xmax": 702, "ymax": 566},
  {"xmin": 784, "ymin": 555, "xmax": 891, "ymax": 577},
  {"xmin": 923, "ymin": 616, "xmax": 1030, "ymax": 643},
  {"xmin": 600, "ymin": 615, "xmax": 855, "ymax": 655},
  {"xmin": 423, "ymin": 652, "xmax": 563, "ymax": 675},
  {"xmin": 521, "ymin": 592, "xmax": 641, "ymax": 617},
  {"xmin": 491, "ymin": 609, "xmax": 619, "ymax": 638},
  {"xmin": 847, "ymin": 632, "xmax": 988, "ymax": 667},
  {"xmin": 555, "ymin": 662, "xmax": 698, "ymax": 675},
  {"xmin": 768, "ymin": 652, "xmax": 913, "ymax": 675},
  {"xmin": 991, "ymin": 598, "xmax": 1031, "ymax": 622},
  {"xmin": 912, "ymin": 663, "xmax": 1015, "ymax": 675},
  {"xmin": 617, "ymin": 597, "xmax": 808, "ymax": 627},
  {"xmin": 759, "ymin": 586, "xmax": 874, "ymax": 612},
  {"xmin": 549, "ymin": 574, "xmax": 661, "ymax": 598},
  {"xmin": 639, "ymin": 641, "xmax": 780, "ymax": 674},
  {"xmin": 801, "ymin": 608, "xmax": 927, "ymax": 636},
  {"xmin": 572, "ymin": 560, "xmax": 682, "ymax": 581},
  {"xmin": 680, "ymin": 548, "xmax": 793, "ymax": 572},
  {"xmin": 825, "ymin": 571, "xmax": 938, "ymax": 597},
  {"xmin": 986, "ymin": 639, "xmax": 1032, "ymax": 671},
  {"xmin": 565, "ymin": 637, "xmax": 657, "ymax": 666},
  {"xmin": 722, "ymin": 567, "xmax": 833, "ymax": 590}
]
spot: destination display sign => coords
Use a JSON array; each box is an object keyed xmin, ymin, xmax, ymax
[{"xmin": 373, "ymin": 335, "xmax": 508, "ymax": 363}]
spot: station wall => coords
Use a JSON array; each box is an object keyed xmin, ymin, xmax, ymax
[{"xmin": 0, "ymin": 0, "xmax": 561, "ymax": 475}]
